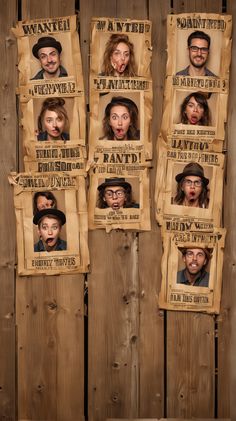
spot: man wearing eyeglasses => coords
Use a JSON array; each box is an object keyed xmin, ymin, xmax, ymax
[
  {"xmin": 97, "ymin": 177, "xmax": 139, "ymax": 210},
  {"xmin": 177, "ymin": 247, "xmax": 212, "ymax": 287},
  {"xmin": 176, "ymin": 30, "xmax": 216, "ymax": 77},
  {"xmin": 174, "ymin": 162, "xmax": 209, "ymax": 208}
]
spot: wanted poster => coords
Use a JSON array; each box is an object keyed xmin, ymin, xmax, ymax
[
  {"xmin": 88, "ymin": 170, "xmax": 150, "ymax": 231},
  {"xmin": 158, "ymin": 228, "xmax": 226, "ymax": 314},
  {"xmin": 166, "ymin": 13, "xmax": 232, "ymax": 82},
  {"xmin": 89, "ymin": 87, "xmax": 153, "ymax": 166},
  {"xmin": 161, "ymin": 78, "xmax": 228, "ymax": 144},
  {"xmin": 155, "ymin": 136, "xmax": 224, "ymax": 228},
  {"xmin": 20, "ymin": 95, "xmax": 87, "ymax": 174},
  {"xmin": 12, "ymin": 15, "xmax": 84, "ymax": 96},
  {"xmin": 9, "ymin": 172, "xmax": 89, "ymax": 275},
  {"xmin": 90, "ymin": 17, "xmax": 152, "ymax": 79}
]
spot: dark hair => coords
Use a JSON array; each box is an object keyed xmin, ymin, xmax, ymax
[
  {"xmin": 37, "ymin": 97, "xmax": 69, "ymax": 136},
  {"xmin": 180, "ymin": 92, "xmax": 210, "ymax": 126},
  {"xmin": 174, "ymin": 178, "xmax": 209, "ymax": 208},
  {"xmin": 101, "ymin": 34, "xmax": 136, "ymax": 76},
  {"xmin": 33, "ymin": 191, "xmax": 57, "ymax": 215},
  {"xmin": 101, "ymin": 96, "xmax": 139, "ymax": 140},
  {"xmin": 187, "ymin": 31, "xmax": 211, "ymax": 48},
  {"xmin": 97, "ymin": 183, "xmax": 136, "ymax": 209}
]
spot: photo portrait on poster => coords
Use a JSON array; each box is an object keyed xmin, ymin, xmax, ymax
[
  {"xmin": 161, "ymin": 80, "xmax": 228, "ymax": 142},
  {"xmin": 166, "ymin": 13, "xmax": 232, "ymax": 81},
  {"xmin": 155, "ymin": 138, "xmax": 224, "ymax": 227},
  {"xmin": 10, "ymin": 173, "xmax": 89, "ymax": 275},
  {"xmin": 88, "ymin": 170, "xmax": 150, "ymax": 231},
  {"xmin": 158, "ymin": 229, "xmax": 226, "ymax": 313},
  {"xmin": 21, "ymin": 95, "xmax": 87, "ymax": 175},
  {"xmin": 89, "ymin": 88, "xmax": 152, "ymax": 164},
  {"xmin": 12, "ymin": 15, "xmax": 84, "ymax": 94},
  {"xmin": 90, "ymin": 17, "xmax": 152, "ymax": 78}
]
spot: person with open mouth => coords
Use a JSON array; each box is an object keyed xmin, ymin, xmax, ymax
[
  {"xmin": 180, "ymin": 91, "xmax": 210, "ymax": 126},
  {"xmin": 177, "ymin": 247, "xmax": 212, "ymax": 287},
  {"xmin": 100, "ymin": 96, "xmax": 140, "ymax": 141},
  {"xmin": 33, "ymin": 208, "xmax": 67, "ymax": 252},
  {"xmin": 174, "ymin": 162, "xmax": 209, "ymax": 208},
  {"xmin": 97, "ymin": 177, "xmax": 139, "ymax": 210},
  {"xmin": 101, "ymin": 34, "xmax": 137, "ymax": 77},
  {"xmin": 37, "ymin": 97, "xmax": 70, "ymax": 141}
]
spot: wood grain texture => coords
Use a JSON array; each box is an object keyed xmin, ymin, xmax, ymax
[
  {"xmin": 166, "ymin": 312, "xmax": 215, "ymax": 417},
  {"xmin": 220, "ymin": 1, "xmax": 236, "ymax": 419},
  {"xmin": 17, "ymin": 2, "xmax": 85, "ymax": 421},
  {"xmin": 172, "ymin": 0, "xmax": 223, "ymax": 13},
  {"xmin": 88, "ymin": 231, "xmax": 140, "ymax": 421},
  {"xmin": 21, "ymin": 0, "xmax": 75, "ymax": 19},
  {"xmin": 0, "ymin": 0, "xmax": 18, "ymax": 419},
  {"xmin": 17, "ymin": 275, "xmax": 84, "ymax": 421}
]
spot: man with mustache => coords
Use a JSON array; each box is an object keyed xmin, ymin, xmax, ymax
[
  {"xmin": 33, "ymin": 208, "xmax": 67, "ymax": 252},
  {"xmin": 177, "ymin": 247, "xmax": 211, "ymax": 287},
  {"xmin": 31, "ymin": 36, "xmax": 68, "ymax": 80},
  {"xmin": 176, "ymin": 30, "xmax": 216, "ymax": 77}
]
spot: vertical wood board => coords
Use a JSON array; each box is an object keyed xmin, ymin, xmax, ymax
[{"xmin": 0, "ymin": 0, "xmax": 18, "ymax": 419}]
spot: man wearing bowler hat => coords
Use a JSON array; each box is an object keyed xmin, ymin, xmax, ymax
[
  {"xmin": 97, "ymin": 177, "xmax": 139, "ymax": 210},
  {"xmin": 33, "ymin": 208, "xmax": 67, "ymax": 252},
  {"xmin": 173, "ymin": 162, "xmax": 209, "ymax": 208},
  {"xmin": 177, "ymin": 247, "xmax": 212, "ymax": 287},
  {"xmin": 31, "ymin": 36, "xmax": 68, "ymax": 80}
]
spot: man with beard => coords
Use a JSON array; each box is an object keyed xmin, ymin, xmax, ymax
[
  {"xmin": 31, "ymin": 36, "xmax": 68, "ymax": 80},
  {"xmin": 33, "ymin": 208, "xmax": 67, "ymax": 252},
  {"xmin": 176, "ymin": 30, "xmax": 216, "ymax": 77},
  {"xmin": 177, "ymin": 247, "xmax": 211, "ymax": 287}
]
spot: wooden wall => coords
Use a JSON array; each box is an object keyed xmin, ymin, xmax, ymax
[{"xmin": 0, "ymin": 0, "xmax": 234, "ymax": 420}]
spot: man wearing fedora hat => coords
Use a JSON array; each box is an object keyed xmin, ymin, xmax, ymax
[
  {"xmin": 174, "ymin": 162, "xmax": 209, "ymax": 208},
  {"xmin": 97, "ymin": 177, "xmax": 139, "ymax": 210},
  {"xmin": 177, "ymin": 247, "xmax": 212, "ymax": 287},
  {"xmin": 31, "ymin": 36, "xmax": 68, "ymax": 80},
  {"xmin": 33, "ymin": 208, "xmax": 67, "ymax": 252}
]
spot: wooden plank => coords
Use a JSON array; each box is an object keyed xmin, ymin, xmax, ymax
[
  {"xmin": 166, "ymin": 312, "xmax": 215, "ymax": 417},
  {"xmin": 139, "ymin": 0, "xmax": 171, "ymax": 416},
  {"xmin": 17, "ymin": 275, "xmax": 84, "ymax": 421},
  {"xmin": 0, "ymin": 0, "xmax": 18, "ymax": 419},
  {"xmin": 166, "ymin": 1, "xmax": 224, "ymax": 418},
  {"xmin": 219, "ymin": 1, "xmax": 235, "ymax": 419},
  {"xmin": 172, "ymin": 0, "xmax": 222, "ymax": 13},
  {"xmin": 88, "ymin": 231, "xmax": 140, "ymax": 421},
  {"xmin": 84, "ymin": 2, "xmax": 145, "ymax": 421},
  {"xmin": 17, "ymin": 2, "xmax": 85, "ymax": 421},
  {"xmin": 22, "ymin": 0, "xmax": 75, "ymax": 19}
]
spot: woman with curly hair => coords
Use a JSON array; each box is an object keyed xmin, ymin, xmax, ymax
[
  {"xmin": 100, "ymin": 96, "xmax": 140, "ymax": 140},
  {"xmin": 180, "ymin": 92, "xmax": 210, "ymax": 126},
  {"xmin": 37, "ymin": 97, "xmax": 70, "ymax": 141},
  {"xmin": 101, "ymin": 34, "xmax": 136, "ymax": 77}
]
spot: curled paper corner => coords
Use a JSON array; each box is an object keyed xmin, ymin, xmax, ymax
[{"xmin": 8, "ymin": 172, "xmax": 19, "ymax": 186}]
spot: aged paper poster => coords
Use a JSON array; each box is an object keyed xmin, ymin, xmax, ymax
[
  {"xmin": 88, "ymin": 170, "xmax": 150, "ymax": 231},
  {"xmin": 158, "ymin": 229, "xmax": 226, "ymax": 313},
  {"xmin": 10, "ymin": 173, "xmax": 89, "ymax": 275},
  {"xmin": 12, "ymin": 15, "xmax": 84, "ymax": 94},
  {"xmin": 90, "ymin": 17, "xmax": 152, "ymax": 78}
]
